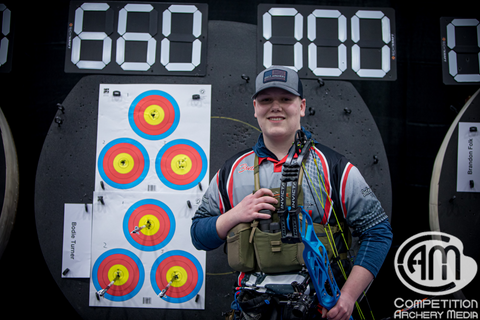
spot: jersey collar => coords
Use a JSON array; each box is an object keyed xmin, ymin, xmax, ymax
[{"xmin": 253, "ymin": 127, "xmax": 313, "ymax": 172}]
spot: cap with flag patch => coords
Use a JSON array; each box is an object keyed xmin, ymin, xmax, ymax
[{"xmin": 252, "ymin": 65, "xmax": 303, "ymax": 99}]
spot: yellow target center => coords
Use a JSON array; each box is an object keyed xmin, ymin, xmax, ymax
[
  {"xmin": 109, "ymin": 264, "xmax": 129, "ymax": 286},
  {"xmin": 166, "ymin": 266, "xmax": 187, "ymax": 288},
  {"xmin": 138, "ymin": 215, "xmax": 160, "ymax": 236},
  {"xmin": 171, "ymin": 154, "xmax": 192, "ymax": 175},
  {"xmin": 144, "ymin": 105, "xmax": 165, "ymax": 125},
  {"xmin": 113, "ymin": 153, "xmax": 134, "ymax": 174}
]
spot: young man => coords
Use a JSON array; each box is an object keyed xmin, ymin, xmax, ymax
[{"xmin": 191, "ymin": 66, "xmax": 393, "ymax": 320}]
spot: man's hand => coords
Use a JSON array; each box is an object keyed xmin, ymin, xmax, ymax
[
  {"xmin": 216, "ymin": 188, "xmax": 277, "ymax": 239},
  {"xmin": 321, "ymin": 292, "xmax": 355, "ymax": 320},
  {"xmin": 320, "ymin": 265, "xmax": 374, "ymax": 320}
]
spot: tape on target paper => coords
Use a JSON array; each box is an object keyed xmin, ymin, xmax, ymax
[
  {"xmin": 150, "ymin": 250, "xmax": 204, "ymax": 304},
  {"xmin": 156, "ymin": 139, "xmax": 208, "ymax": 190},
  {"xmin": 98, "ymin": 138, "xmax": 149, "ymax": 189},
  {"xmin": 123, "ymin": 199, "xmax": 175, "ymax": 252},
  {"xmin": 92, "ymin": 249, "xmax": 145, "ymax": 302},
  {"xmin": 129, "ymin": 90, "xmax": 180, "ymax": 140}
]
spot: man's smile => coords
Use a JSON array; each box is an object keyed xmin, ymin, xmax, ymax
[{"xmin": 268, "ymin": 117, "xmax": 285, "ymax": 121}]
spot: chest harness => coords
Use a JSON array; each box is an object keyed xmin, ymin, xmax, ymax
[{"xmin": 226, "ymin": 131, "xmax": 360, "ymax": 319}]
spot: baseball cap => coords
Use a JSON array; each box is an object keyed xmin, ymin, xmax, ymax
[{"xmin": 252, "ymin": 65, "xmax": 303, "ymax": 99}]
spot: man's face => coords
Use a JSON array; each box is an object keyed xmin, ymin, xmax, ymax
[{"xmin": 253, "ymin": 87, "xmax": 306, "ymax": 143}]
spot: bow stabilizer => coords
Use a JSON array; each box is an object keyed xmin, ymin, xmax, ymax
[{"xmin": 279, "ymin": 130, "xmax": 353, "ymax": 318}]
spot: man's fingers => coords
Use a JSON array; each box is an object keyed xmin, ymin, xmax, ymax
[
  {"xmin": 260, "ymin": 202, "xmax": 276, "ymax": 211},
  {"xmin": 254, "ymin": 189, "xmax": 278, "ymax": 205},
  {"xmin": 254, "ymin": 188, "xmax": 275, "ymax": 197},
  {"xmin": 251, "ymin": 188, "xmax": 277, "ymax": 219},
  {"xmin": 256, "ymin": 211, "xmax": 273, "ymax": 220}
]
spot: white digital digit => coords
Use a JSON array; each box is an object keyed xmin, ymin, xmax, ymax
[
  {"xmin": 351, "ymin": 10, "xmax": 391, "ymax": 78},
  {"xmin": 446, "ymin": 18, "xmax": 480, "ymax": 82},
  {"xmin": 116, "ymin": 4, "xmax": 156, "ymax": 71},
  {"xmin": 307, "ymin": 9, "xmax": 346, "ymax": 77},
  {"xmin": 0, "ymin": 4, "xmax": 11, "ymax": 67},
  {"xmin": 262, "ymin": 7, "xmax": 303, "ymax": 71},
  {"xmin": 161, "ymin": 5, "xmax": 202, "ymax": 71},
  {"xmin": 71, "ymin": 3, "xmax": 112, "ymax": 70}
]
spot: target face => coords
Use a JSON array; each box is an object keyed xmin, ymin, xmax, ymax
[
  {"xmin": 123, "ymin": 199, "xmax": 175, "ymax": 252},
  {"xmin": 150, "ymin": 250, "xmax": 203, "ymax": 303},
  {"xmin": 98, "ymin": 138, "xmax": 149, "ymax": 189},
  {"xmin": 155, "ymin": 139, "xmax": 207, "ymax": 190},
  {"xmin": 129, "ymin": 90, "xmax": 180, "ymax": 140},
  {"xmin": 92, "ymin": 249, "xmax": 145, "ymax": 302}
]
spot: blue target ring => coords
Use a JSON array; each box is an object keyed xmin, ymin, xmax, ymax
[
  {"xmin": 155, "ymin": 139, "xmax": 208, "ymax": 190},
  {"xmin": 92, "ymin": 249, "xmax": 145, "ymax": 302},
  {"xmin": 123, "ymin": 199, "xmax": 176, "ymax": 252},
  {"xmin": 150, "ymin": 250, "xmax": 204, "ymax": 303},
  {"xmin": 97, "ymin": 138, "xmax": 149, "ymax": 189},
  {"xmin": 128, "ymin": 90, "xmax": 180, "ymax": 140}
]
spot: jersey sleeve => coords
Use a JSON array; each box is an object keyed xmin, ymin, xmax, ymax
[
  {"xmin": 340, "ymin": 164, "xmax": 388, "ymax": 234},
  {"xmin": 190, "ymin": 172, "xmax": 225, "ymax": 251},
  {"xmin": 338, "ymin": 162, "xmax": 393, "ymax": 277}
]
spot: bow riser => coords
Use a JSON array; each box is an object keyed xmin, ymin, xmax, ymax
[{"xmin": 301, "ymin": 210, "xmax": 341, "ymax": 310}]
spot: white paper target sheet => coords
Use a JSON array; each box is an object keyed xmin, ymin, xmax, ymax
[{"xmin": 90, "ymin": 84, "xmax": 211, "ymax": 309}]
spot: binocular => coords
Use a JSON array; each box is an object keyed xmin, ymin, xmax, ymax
[{"xmin": 258, "ymin": 209, "xmax": 280, "ymax": 233}]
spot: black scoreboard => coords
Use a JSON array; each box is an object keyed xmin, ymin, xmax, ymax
[
  {"xmin": 0, "ymin": 1, "xmax": 479, "ymax": 85},
  {"xmin": 440, "ymin": 17, "xmax": 480, "ymax": 85},
  {"xmin": 0, "ymin": 4, "xmax": 12, "ymax": 73},
  {"xmin": 257, "ymin": 4, "xmax": 397, "ymax": 81},
  {"xmin": 64, "ymin": 2, "xmax": 208, "ymax": 76}
]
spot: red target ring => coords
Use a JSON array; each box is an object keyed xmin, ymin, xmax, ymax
[
  {"xmin": 156, "ymin": 255, "xmax": 198, "ymax": 298},
  {"xmin": 98, "ymin": 138, "xmax": 149, "ymax": 189},
  {"xmin": 97, "ymin": 254, "xmax": 140, "ymax": 296},
  {"xmin": 161, "ymin": 145, "xmax": 201, "ymax": 184},
  {"xmin": 155, "ymin": 139, "xmax": 208, "ymax": 190},
  {"xmin": 103, "ymin": 143, "xmax": 145, "ymax": 183},
  {"xmin": 92, "ymin": 249, "xmax": 145, "ymax": 301},
  {"xmin": 129, "ymin": 90, "xmax": 180, "ymax": 140},
  {"xmin": 123, "ymin": 199, "xmax": 176, "ymax": 252},
  {"xmin": 151, "ymin": 251, "xmax": 203, "ymax": 303}
]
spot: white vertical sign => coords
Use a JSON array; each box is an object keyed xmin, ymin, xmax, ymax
[{"xmin": 457, "ymin": 122, "xmax": 479, "ymax": 192}]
